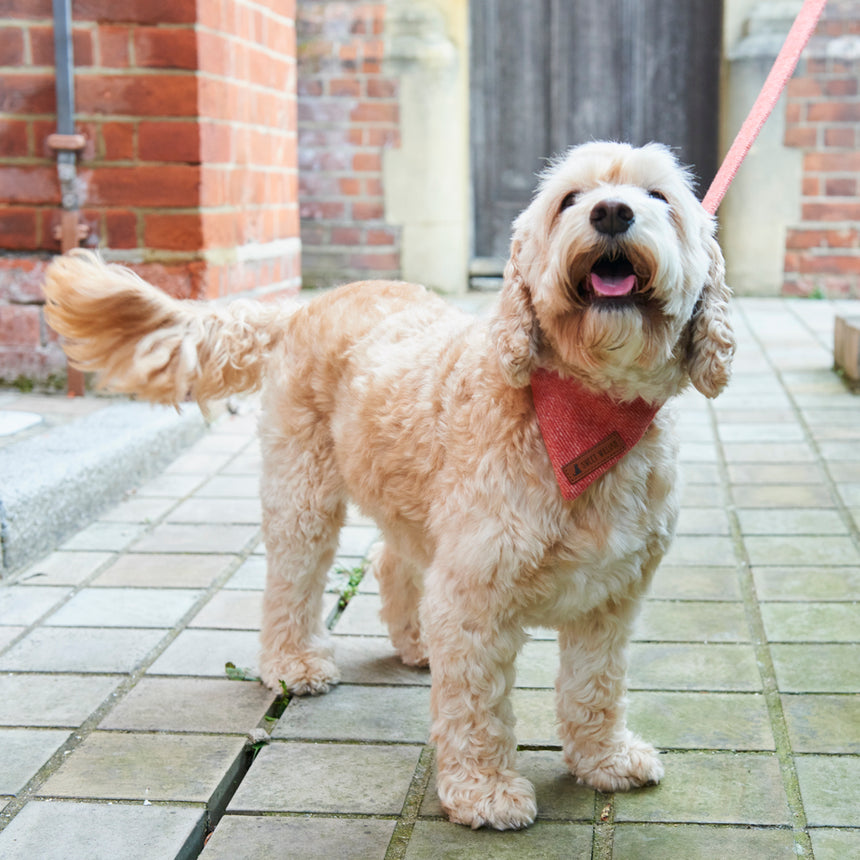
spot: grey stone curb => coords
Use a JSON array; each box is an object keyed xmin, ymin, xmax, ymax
[{"xmin": 0, "ymin": 401, "xmax": 207, "ymax": 576}]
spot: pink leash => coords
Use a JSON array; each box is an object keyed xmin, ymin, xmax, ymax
[{"xmin": 701, "ymin": 0, "xmax": 829, "ymax": 215}]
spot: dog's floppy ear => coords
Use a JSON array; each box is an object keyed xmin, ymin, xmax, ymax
[
  {"xmin": 687, "ymin": 235, "xmax": 735, "ymax": 398},
  {"xmin": 491, "ymin": 237, "xmax": 541, "ymax": 387}
]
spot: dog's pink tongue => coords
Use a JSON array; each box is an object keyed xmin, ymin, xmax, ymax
[{"xmin": 590, "ymin": 272, "xmax": 637, "ymax": 297}]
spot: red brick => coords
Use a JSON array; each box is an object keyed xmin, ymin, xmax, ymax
[
  {"xmin": 0, "ymin": 26, "xmax": 24, "ymax": 65},
  {"xmin": 825, "ymin": 78, "xmax": 859, "ymax": 97},
  {"xmin": 199, "ymin": 122, "xmax": 231, "ymax": 163},
  {"xmin": 0, "ymin": 208, "xmax": 39, "ymax": 250},
  {"xmin": 329, "ymin": 78, "xmax": 361, "ymax": 97},
  {"xmin": 367, "ymin": 228, "xmax": 396, "ymax": 246},
  {"xmin": 87, "ymin": 165, "xmax": 201, "ymax": 207},
  {"xmin": 784, "ymin": 126, "xmax": 817, "ymax": 148},
  {"xmin": 30, "ymin": 25, "xmax": 92, "ymax": 66},
  {"xmin": 352, "ymin": 200, "xmax": 384, "ymax": 220},
  {"xmin": 134, "ymin": 27, "xmax": 198, "ymax": 70},
  {"xmin": 348, "ymin": 251, "xmax": 398, "ymax": 270},
  {"xmin": 144, "ymin": 212, "xmax": 203, "ymax": 251},
  {"xmin": 797, "ymin": 253, "xmax": 860, "ymax": 275},
  {"xmin": 105, "ymin": 209, "xmax": 138, "ymax": 247},
  {"xmin": 802, "ymin": 176, "xmax": 821, "ymax": 197},
  {"xmin": 0, "ymin": 304, "xmax": 40, "ymax": 346},
  {"xmin": 0, "ymin": 166, "xmax": 60, "ymax": 205},
  {"xmin": 300, "ymin": 200, "xmax": 345, "ymax": 219},
  {"xmin": 138, "ymin": 121, "xmax": 200, "ymax": 163},
  {"xmin": 350, "ymin": 102, "xmax": 398, "ymax": 123},
  {"xmin": 100, "ymin": 121, "xmax": 135, "ymax": 160},
  {"xmin": 76, "ymin": 73, "xmax": 197, "ymax": 117},
  {"xmin": 338, "ymin": 177, "xmax": 361, "ymax": 195},
  {"xmin": 331, "ymin": 226, "xmax": 361, "ymax": 244},
  {"xmin": 353, "ymin": 152, "xmax": 381, "ymax": 171},
  {"xmin": 806, "ymin": 101, "xmax": 860, "ymax": 123},
  {"xmin": 129, "ymin": 260, "xmax": 206, "ymax": 299},
  {"xmin": 804, "ymin": 152, "xmax": 860, "ymax": 172},
  {"xmin": 803, "ymin": 201, "xmax": 860, "ymax": 221},
  {"xmin": 0, "ymin": 0, "xmax": 51, "ymax": 18},
  {"xmin": 824, "ymin": 126, "xmax": 856, "ymax": 147},
  {"xmin": 72, "ymin": 0, "xmax": 197, "ymax": 25},
  {"xmin": 0, "ymin": 73, "xmax": 55, "ymax": 114},
  {"xmin": 787, "ymin": 78, "xmax": 822, "ymax": 98},
  {"xmin": 0, "ymin": 257, "xmax": 49, "ymax": 302},
  {"xmin": 367, "ymin": 78, "xmax": 397, "ymax": 98},
  {"xmin": 784, "ymin": 103, "xmax": 802, "ymax": 124},
  {"xmin": 0, "ymin": 119, "xmax": 29, "ymax": 157},
  {"xmin": 825, "ymin": 177, "xmax": 857, "ymax": 196},
  {"xmin": 97, "ymin": 25, "xmax": 131, "ymax": 68}
]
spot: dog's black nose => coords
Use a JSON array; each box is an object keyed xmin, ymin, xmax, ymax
[{"xmin": 590, "ymin": 200, "xmax": 635, "ymax": 236}]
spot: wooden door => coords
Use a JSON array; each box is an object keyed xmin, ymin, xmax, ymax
[{"xmin": 470, "ymin": 0, "xmax": 723, "ymax": 272}]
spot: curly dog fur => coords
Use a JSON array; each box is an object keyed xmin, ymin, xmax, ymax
[{"xmin": 43, "ymin": 142, "xmax": 734, "ymax": 830}]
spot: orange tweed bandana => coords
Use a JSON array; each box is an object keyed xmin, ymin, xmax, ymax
[{"xmin": 531, "ymin": 368, "xmax": 661, "ymax": 500}]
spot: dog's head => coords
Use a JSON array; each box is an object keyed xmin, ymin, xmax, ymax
[{"xmin": 492, "ymin": 141, "xmax": 734, "ymax": 402}]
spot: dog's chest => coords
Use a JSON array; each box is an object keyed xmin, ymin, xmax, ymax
[{"xmin": 525, "ymin": 425, "xmax": 679, "ymax": 626}]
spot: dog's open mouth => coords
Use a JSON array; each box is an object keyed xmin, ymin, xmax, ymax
[{"xmin": 587, "ymin": 254, "xmax": 639, "ymax": 299}]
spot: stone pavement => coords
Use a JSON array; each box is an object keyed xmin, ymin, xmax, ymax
[{"xmin": 0, "ymin": 296, "xmax": 859, "ymax": 859}]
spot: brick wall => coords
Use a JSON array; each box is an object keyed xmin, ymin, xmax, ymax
[
  {"xmin": 0, "ymin": 0, "xmax": 299, "ymax": 384},
  {"xmin": 296, "ymin": 0, "xmax": 401, "ymax": 287},
  {"xmin": 783, "ymin": 2, "xmax": 860, "ymax": 297}
]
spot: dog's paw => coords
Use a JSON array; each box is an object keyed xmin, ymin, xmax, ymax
[
  {"xmin": 259, "ymin": 651, "xmax": 340, "ymax": 696},
  {"xmin": 395, "ymin": 638, "xmax": 429, "ymax": 668},
  {"xmin": 439, "ymin": 771, "xmax": 537, "ymax": 831},
  {"xmin": 569, "ymin": 734, "xmax": 664, "ymax": 793}
]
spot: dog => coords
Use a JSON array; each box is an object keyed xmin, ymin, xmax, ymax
[{"xmin": 43, "ymin": 141, "xmax": 734, "ymax": 830}]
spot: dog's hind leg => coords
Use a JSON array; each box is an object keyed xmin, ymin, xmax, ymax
[
  {"xmin": 257, "ymin": 417, "xmax": 346, "ymax": 696},
  {"xmin": 368, "ymin": 542, "xmax": 428, "ymax": 667},
  {"xmin": 555, "ymin": 598, "xmax": 664, "ymax": 792}
]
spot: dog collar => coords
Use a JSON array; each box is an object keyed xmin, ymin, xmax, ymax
[{"xmin": 530, "ymin": 368, "xmax": 662, "ymax": 500}]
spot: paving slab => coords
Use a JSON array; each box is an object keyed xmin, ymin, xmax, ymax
[
  {"xmin": 0, "ymin": 800, "xmax": 205, "ymax": 860},
  {"xmin": 628, "ymin": 643, "xmax": 762, "ymax": 691},
  {"xmin": 92, "ymin": 553, "xmax": 235, "ymax": 588},
  {"xmin": 0, "ymin": 728, "xmax": 71, "ymax": 793},
  {"xmin": 405, "ymin": 820, "xmax": 593, "ymax": 859},
  {"xmin": 0, "ymin": 673, "xmax": 121, "ymax": 727},
  {"xmin": 626, "ymin": 691, "xmax": 775, "ymax": 750},
  {"xmin": 810, "ymin": 828, "xmax": 860, "ymax": 860},
  {"xmin": 37, "ymin": 731, "xmax": 247, "ymax": 807},
  {"xmin": 612, "ymin": 824, "xmax": 797, "ymax": 860},
  {"xmin": 273, "ymin": 684, "xmax": 431, "ymax": 742},
  {"xmin": 99, "ymin": 677, "xmax": 275, "ymax": 734},
  {"xmin": 131, "ymin": 523, "xmax": 259, "ymax": 555},
  {"xmin": 44, "ymin": 587, "xmax": 202, "ymax": 628},
  {"xmin": 781, "ymin": 694, "xmax": 860, "ymax": 753},
  {"xmin": 614, "ymin": 752, "xmax": 790, "ymax": 825},
  {"xmin": 632, "ymin": 600, "xmax": 749, "ymax": 642},
  {"xmin": 14, "ymin": 551, "xmax": 112, "ymax": 586},
  {"xmin": 0, "ymin": 627, "xmax": 166, "ymax": 673},
  {"xmin": 795, "ymin": 755, "xmax": 860, "ymax": 827},
  {"xmin": 752, "ymin": 565, "xmax": 860, "ymax": 601},
  {"xmin": 0, "ymin": 585, "xmax": 71, "ymax": 625},
  {"xmin": 227, "ymin": 741, "xmax": 421, "ymax": 815},
  {"xmin": 200, "ymin": 816, "xmax": 396, "ymax": 860},
  {"xmin": 770, "ymin": 644, "xmax": 860, "ymax": 692}
]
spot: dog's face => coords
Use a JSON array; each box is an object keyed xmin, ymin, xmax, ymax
[{"xmin": 492, "ymin": 142, "xmax": 734, "ymax": 401}]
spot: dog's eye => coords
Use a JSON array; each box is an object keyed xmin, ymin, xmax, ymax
[
  {"xmin": 648, "ymin": 190, "xmax": 668, "ymax": 203},
  {"xmin": 559, "ymin": 192, "xmax": 579, "ymax": 212}
]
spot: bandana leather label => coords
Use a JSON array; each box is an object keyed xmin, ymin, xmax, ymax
[{"xmin": 531, "ymin": 368, "xmax": 662, "ymax": 500}]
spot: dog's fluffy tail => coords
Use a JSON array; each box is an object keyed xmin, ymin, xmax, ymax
[{"xmin": 43, "ymin": 250, "xmax": 291, "ymax": 406}]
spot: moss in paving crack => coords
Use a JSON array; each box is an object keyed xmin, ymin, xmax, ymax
[{"xmin": 336, "ymin": 563, "xmax": 366, "ymax": 609}]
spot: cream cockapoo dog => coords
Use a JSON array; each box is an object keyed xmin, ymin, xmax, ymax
[{"xmin": 44, "ymin": 142, "xmax": 734, "ymax": 830}]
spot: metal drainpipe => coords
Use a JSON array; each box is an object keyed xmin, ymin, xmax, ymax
[{"xmin": 49, "ymin": 0, "xmax": 87, "ymax": 396}]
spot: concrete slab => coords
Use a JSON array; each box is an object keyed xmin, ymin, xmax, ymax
[
  {"xmin": 0, "ymin": 728, "xmax": 70, "ymax": 793},
  {"xmin": 0, "ymin": 800, "xmax": 205, "ymax": 860},
  {"xmin": 200, "ymin": 815, "xmax": 395, "ymax": 860},
  {"xmin": 0, "ymin": 673, "xmax": 120, "ymax": 727},
  {"xmin": 37, "ymin": 731, "xmax": 247, "ymax": 807},
  {"xmin": 227, "ymin": 741, "xmax": 421, "ymax": 815}
]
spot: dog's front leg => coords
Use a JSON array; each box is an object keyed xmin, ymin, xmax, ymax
[
  {"xmin": 423, "ymin": 584, "xmax": 536, "ymax": 830},
  {"xmin": 555, "ymin": 599, "xmax": 664, "ymax": 792}
]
